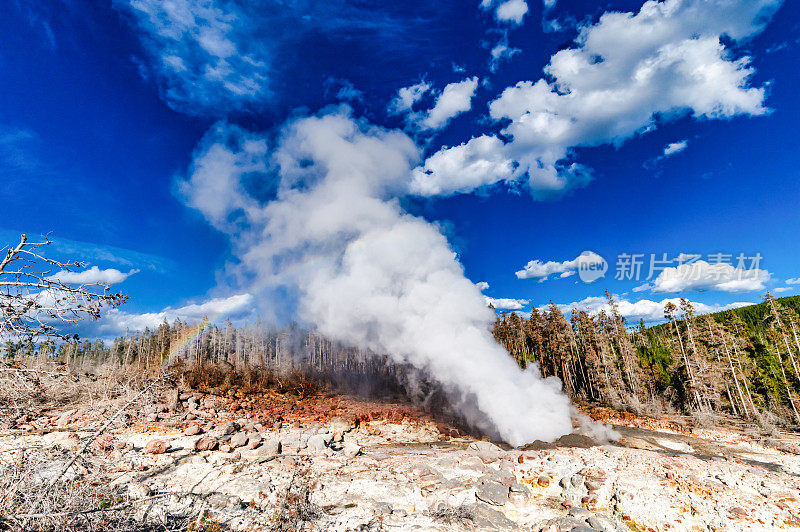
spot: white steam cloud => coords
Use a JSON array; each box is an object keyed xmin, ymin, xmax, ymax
[{"xmin": 179, "ymin": 107, "xmax": 572, "ymax": 446}]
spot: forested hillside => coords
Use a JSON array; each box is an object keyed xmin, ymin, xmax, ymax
[
  {"xmin": 493, "ymin": 292, "xmax": 800, "ymax": 426},
  {"xmin": 6, "ymin": 292, "xmax": 800, "ymax": 428}
]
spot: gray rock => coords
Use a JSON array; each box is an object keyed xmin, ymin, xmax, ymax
[
  {"xmin": 475, "ymin": 480, "xmax": 509, "ymax": 506},
  {"xmin": 230, "ymin": 431, "xmax": 249, "ymax": 448},
  {"xmin": 572, "ymin": 527, "xmax": 600, "ymax": 532},
  {"xmin": 586, "ymin": 515, "xmax": 618, "ymax": 532},
  {"xmin": 183, "ymin": 425, "xmax": 202, "ymax": 436},
  {"xmin": 544, "ymin": 516, "xmax": 589, "ymax": 532},
  {"xmin": 568, "ymin": 507, "xmax": 592, "ymax": 520},
  {"xmin": 221, "ymin": 421, "xmax": 239, "ymax": 436},
  {"xmin": 465, "ymin": 503, "xmax": 517, "ymax": 530},
  {"xmin": 257, "ymin": 438, "xmax": 281, "ymax": 456}
]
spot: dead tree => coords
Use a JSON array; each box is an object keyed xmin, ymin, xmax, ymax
[{"xmin": 0, "ymin": 234, "xmax": 126, "ymax": 342}]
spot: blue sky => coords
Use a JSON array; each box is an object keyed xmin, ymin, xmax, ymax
[{"xmin": 2, "ymin": 0, "xmax": 799, "ymax": 337}]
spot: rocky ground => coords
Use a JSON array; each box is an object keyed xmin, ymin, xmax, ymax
[{"xmin": 1, "ymin": 371, "xmax": 800, "ymax": 530}]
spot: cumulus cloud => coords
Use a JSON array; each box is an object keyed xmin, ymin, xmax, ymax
[
  {"xmin": 416, "ymin": 77, "xmax": 479, "ymax": 130},
  {"xmin": 49, "ymin": 266, "xmax": 139, "ymax": 286},
  {"xmin": 178, "ymin": 107, "xmax": 572, "ymax": 445},
  {"xmin": 549, "ymin": 295, "xmax": 750, "ymax": 325},
  {"xmin": 482, "ymin": 0, "xmax": 529, "ymax": 25},
  {"xmin": 119, "ymin": 0, "xmax": 270, "ymax": 114},
  {"xmin": 415, "ymin": 0, "xmax": 780, "ymax": 199},
  {"xmin": 475, "ymin": 281, "xmax": 490, "ymax": 291},
  {"xmin": 409, "ymin": 135, "xmax": 515, "ymax": 196},
  {"xmin": 515, "ymin": 251, "xmax": 604, "ymax": 281},
  {"xmin": 635, "ymin": 259, "xmax": 771, "ymax": 293}
]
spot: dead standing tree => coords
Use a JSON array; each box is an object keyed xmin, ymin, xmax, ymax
[{"xmin": 0, "ymin": 234, "xmax": 126, "ymax": 343}]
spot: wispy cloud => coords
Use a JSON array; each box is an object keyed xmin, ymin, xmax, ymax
[{"xmin": 49, "ymin": 267, "xmax": 139, "ymax": 286}]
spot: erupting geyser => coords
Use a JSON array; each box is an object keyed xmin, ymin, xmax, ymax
[{"xmin": 180, "ymin": 107, "xmax": 573, "ymax": 446}]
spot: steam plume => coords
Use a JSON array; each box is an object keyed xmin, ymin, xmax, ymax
[{"xmin": 180, "ymin": 107, "xmax": 572, "ymax": 446}]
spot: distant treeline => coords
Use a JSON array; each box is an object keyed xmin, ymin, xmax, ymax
[
  {"xmin": 5, "ymin": 293, "xmax": 800, "ymax": 427},
  {"xmin": 493, "ymin": 292, "xmax": 800, "ymax": 426}
]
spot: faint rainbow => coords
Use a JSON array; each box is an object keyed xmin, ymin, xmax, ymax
[{"xmin": 162, "ymin": 255, "xmax": 327, "ymax": 366}]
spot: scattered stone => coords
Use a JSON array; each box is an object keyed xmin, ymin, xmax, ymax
[
  {"xmin": 219, "ymin": 444, "xmax": 232, "ymax": 453},
  {"xmin": 468, "ymin": 440, "xmax": 504, "ymax": 462},
  {"xmin": 246, "ymin": 434, "xmax": 263, "ymax": 450},
  {"xmin": 194, "ymin": 436, "xmax": 218, "ymax": 451},
  {"xmin": 144, "ymin": 439, "xmax": 169, "ymax": 455},
  {"xmin": 537, "ymin": 476, "xmax": 550, "ymax": 487},
  {"xmin": 230, "ymin": 431, "xmax": 249, "ymax": 449},
  {"xmin": 221, "ymin": 421, "xmax": 239, "ymax": 436},
  {"xmin": 256, "ymin": 438, "xmax": 281, "ymax": 456},
  {"xmin": 183, "ymin": 425, "xmax": 202, "ymax": 436}
]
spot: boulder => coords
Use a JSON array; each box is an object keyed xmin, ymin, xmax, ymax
[
  {"xmin": 194, "ymin": 436, "xmax": 218, "ymax": 451},
  {"xmin": 221, "ymin": 421, "xmax": 239, "ymax": 436},
  {"xmin": 144, "ymin": 439, "xmax": 169, "ymax": 455},
  {"xmin": 183, "ymin": 425, "xmax": 202, "ymax": 436},
  {"xmin": 475, "ymin": 480, "xmax": 509, "ymax": 506},
  {"xmin": 257, "ymin": 438, "xmax": 281, "ymax": 456},
  {"xmin": 230, "ymin": 431, "xmax": 249, "ymax": 449},
  {"xmin": 465, "ymin": 503, "xmax": 517, "ymax": 530},
  {"xmin": 246, "ymin": 434, "xmax": 263, "ymax": 450},
  {"xmin": 467, "ymin": 441, "xmax": 504, "ymax": 462}
]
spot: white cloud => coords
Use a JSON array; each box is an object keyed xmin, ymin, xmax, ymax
[
  {"xmin": 409, "ymin": 135, "xmax": 515, "ymax": 196},
  {"xmin": 543, "ymin": 0, "xmax": 557, "ymax": 8},
  {"xmin": 548, "ymin": 295, "xmax": 751, "ymax": 325},
  {"xmin": 490, "ymin": 35, "xmax": 521, "ymax": 72},
  {"xmin": 177, "ymin": 122, "xmax": 267, "ymax": 233},
  {"xmin": 416, "ymin": 77, "xmax": 479, "ymax": 130},
  {"xmin": 774, "ymin": 287, "xmax": 794, "ymax": 293},
  {"xmin": 515, "ymin": 251, "xmax": 604, "ymax": 281},
  {"xmin": 119, "ymin": 0, "xmax": 270, "ymax": 114},
  {"xmin": 636, "ymin": 259, "xmax": 771, "ymax": 293},
  {"xmin": 96, "ymin": 293, "xmax": 255, "ymax": 337},
  {"xmin": 482, "ymin": 0, "xmax": 529, "ymax": 25},
  {"xmin": 476, "ymin": 281, "xmax": 490, "ymax": 291},
  {"xmin": 485, "ymin": 296, "xmax": 529, "ymax": 310},
  {"xmin": 417, "ymin": 0, "xmax": 780, "ymax": 199},
  {"xmin": 49, "ymin": 266, "xmax": 139, "ymax": 286},
  {"xmin": 388, "ymin": 81, "xmax": 431, "ymax": 114},
  {"xmin": 786, "ymin": 278, "xmax": 800, "ymax": 285},
  {"xmin": 663, "ymin": 139, "xmax": 688, "ymax": 156}
]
